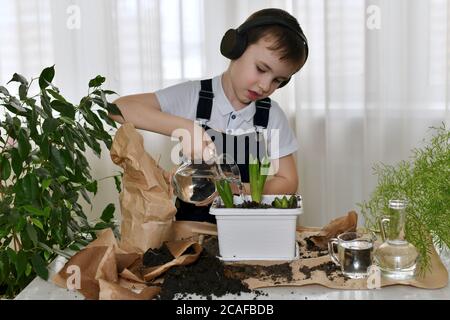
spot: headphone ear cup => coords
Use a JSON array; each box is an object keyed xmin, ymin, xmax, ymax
[
  {"xmin": 220, "ymin": 29, "xmax": 247, "ymax": 60},
  {"xmin": 278, "ymin": 77, "xmax": 291, "ymax": 88}
]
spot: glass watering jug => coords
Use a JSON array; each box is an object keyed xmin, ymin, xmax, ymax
[
  {"xmin": 171, "ymin": 153, "xmax": 242, "ymax": 205},
  {"xmin": 374, "ymin": 199, "xmax": 419, "ymax": 280}
]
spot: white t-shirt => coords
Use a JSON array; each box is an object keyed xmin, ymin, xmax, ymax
[{"xmin": 155, "ymin": 74, "xmax": 298, "ymax": 159}]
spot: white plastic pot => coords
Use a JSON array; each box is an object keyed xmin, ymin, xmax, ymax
[{"xmin": 209, "ymin": 195, "xmax": 303, "ymax": 261}]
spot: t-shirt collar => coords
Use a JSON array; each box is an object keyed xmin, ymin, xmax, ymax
[{"xmin": 213, "ymin": 74, "xmax": 256, "ymax": 123}]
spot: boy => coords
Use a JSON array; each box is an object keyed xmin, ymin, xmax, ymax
[{"xmin": 109, "ymin": 8, "xmax": 308, "ymax": 223}]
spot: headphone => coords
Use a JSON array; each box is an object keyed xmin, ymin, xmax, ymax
[{"xmin": 220, "ymin": 16, "xmax": 309, "ymax": 88}]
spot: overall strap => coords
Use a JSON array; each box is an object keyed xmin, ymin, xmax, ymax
[
  {"xmin": 253, "ymin": 97, "xmax": 271, "ymax": 162},
  {"xmin": 196, "ymin": 79, "xmax": 214, "ymax": 126},
  {"xmin": 254, "ymin": 97, "xmax": 271, "ymax": 130}
]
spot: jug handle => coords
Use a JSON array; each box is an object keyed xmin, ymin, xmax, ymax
[
  {"xmin": 379, "ymin": 216, "xmax": 390, "ymax": 242},
  {"xmin": 328, "ymin": 238, "xmax": 340, "ymax": 266}
]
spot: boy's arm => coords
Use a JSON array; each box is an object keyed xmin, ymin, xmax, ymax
[
  {"xmin": 262, "ymin": 154, "xmax": 299, "ymax": 194},
  {"xmin": 109, "ymin": 93, "xmax": 193, "ymax": 137},
  {"xmin": 233, "ymin": 154, "xmax": 299, "ymax": 195},
  {"xmin": 109, "ymin": 93, "xmax": 215, "ymax": 160}
]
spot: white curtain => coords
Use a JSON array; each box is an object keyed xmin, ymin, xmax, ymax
[
  {"xmin": 294, "ymin": 0, "xmax": 449, "ymax": 226},
  {"xmin": 1, "ymin": 0, "xmax": 448, "ymax": 227}
]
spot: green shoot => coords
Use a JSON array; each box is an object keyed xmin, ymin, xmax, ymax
[
  {"xmin": 249, "ymin": 155, "xmax": 271, "ymax": 203},
  {"xmin": 215, "ymin": 179, "xmax": 234, "ymax": 208},
  {"xmin": 272, "ymin": 195, "xmax": 298, "ymax": 208}
]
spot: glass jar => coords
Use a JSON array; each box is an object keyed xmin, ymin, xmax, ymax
[{"xmin": 374, "ymin": 199, "xmax": 419, "ymax": 280}]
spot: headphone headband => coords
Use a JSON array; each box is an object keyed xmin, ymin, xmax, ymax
[{"xmin": 237, "ymin": 16, "xmax": 308, "ymax": 48}]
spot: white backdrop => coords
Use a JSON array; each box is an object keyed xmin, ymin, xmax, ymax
[{"xmin": 0, "ymin": 0, "xmax": 449, "ymax": 227}]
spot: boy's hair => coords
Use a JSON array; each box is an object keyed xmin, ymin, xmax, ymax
[{"xmin": 245, "ymin": 8, "xmax": 308, "ymax": 69}]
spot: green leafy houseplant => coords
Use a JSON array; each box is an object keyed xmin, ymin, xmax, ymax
[
  {"xmin": 358, "ymin": 124, "xmax": 450, "ymax": 273},
  {"xmin": 0, "ymin": 66, "xmax": 123, "ymax": 298}
]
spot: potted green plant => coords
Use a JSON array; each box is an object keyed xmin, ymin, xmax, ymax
[
  {"xmin": 358, "ymin": 124, "xmax": 450, "ymax": 274},
  {"xmin": 214, "ymin": 155, "xmax": 299, "ymax": 208},
  {"xmin": 0, "ymin": 66, "xmax": 123, "ymax": 298},
  {"xmin": 210, "ymin": 156, "xmax": 303, "ymax": 261}
]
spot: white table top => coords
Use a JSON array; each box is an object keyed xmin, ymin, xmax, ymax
[{"xmin": 14, "ymin": 249, "xmax": 450, "ymax": 300}]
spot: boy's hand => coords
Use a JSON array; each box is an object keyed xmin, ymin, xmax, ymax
[{"xmin": 179, "ymin": 122, "xmax": 216, "ymax": 162}]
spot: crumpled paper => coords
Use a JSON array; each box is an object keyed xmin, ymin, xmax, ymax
[
  {"xmin": 52, "ymin": 229, "xmax": 143, "ymax": 299},
  {"xmin": 52, "ymin": 227, "xmax": 204, "ymax": 300},
  {"xmin": 110, "ymin": 123, "xmax": 177, "ymax": 253},
  {"xmin": 306, "ymin": 211, "xmax": 358, "ymax": 250},
  {"xmin": 125, "ymin": 239, "xmax": 203, "ymax": 282}
]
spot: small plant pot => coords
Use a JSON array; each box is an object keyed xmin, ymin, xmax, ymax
[{"xmin": 209, "ymin": 195, "xmax": 303, "ymax": 261}]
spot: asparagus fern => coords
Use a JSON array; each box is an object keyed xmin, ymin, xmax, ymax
[{"xmin": 358, "ymin": 123, "xmax": 450, "ymax": 274}]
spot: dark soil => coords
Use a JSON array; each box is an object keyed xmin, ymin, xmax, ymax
[
  {"xmin": 299, "ymin": 261, "xmax": 343, "ymax": 281},
  {"xmin": 305, "ymin": 237, "xmax": 325, "ymax": 252},
  {"xmin": 201, "ymin": 235, "xmax": 220, "ymax": 257},
  {"xmin": 202, "ymin": 237, "xmax": 293, "ymax": 284},
  {"xmin": 225, "ymin": 262, "xmax": 293, "ymax": 284},
  {"xmin": 299, "ymin": 266, "xmax": 312, "ymax": 279},
  {"xmin": 298, "ymin": 242, "xmax": 328, "ymax": 258},
  {"xmin": 297, "ymin": 239, "xmax": 329, "ymax": 258},
  {"xmin": 238, "ymin": 201, "xmax": 272, "ymax": 209},
  {"xmin": 153, "ymin": 233, "xmax": 345, "ymax": 299},
  {"xmin": 216, "ymin": 201, "xmax": 272, "ymax": 209},
  {"xmin": 157, "ymin": 249, "xmax": 254, "ymax": 300},
  {"xmin": 143, "ymin": 243, "xmax": 174, "ymax": 267}
]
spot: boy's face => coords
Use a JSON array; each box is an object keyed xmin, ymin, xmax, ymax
[{"xmin": 228, "ymin": 36, "xmax": 300, "ymax": 106}]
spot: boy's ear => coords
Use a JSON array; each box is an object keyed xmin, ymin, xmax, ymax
[{"xmin": 278, "ymin": 78, "xmax": 291, "ymax": 88}]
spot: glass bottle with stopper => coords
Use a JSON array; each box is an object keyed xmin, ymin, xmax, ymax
[{"xmin": 374, "ymin": 199, "xmax": 419, "ymax": 280}]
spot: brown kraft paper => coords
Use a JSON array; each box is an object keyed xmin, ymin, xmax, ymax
[
  {"xmin": 110, "ymin": 122, "xmax": 177, "ymax": 253},
  {"xmin": 52, "ymin": 228, "xmax": 202, "ymax": 300},
  {"xmin": 229, "ymin": 226, "xmax": 448, "ymax": 290}
]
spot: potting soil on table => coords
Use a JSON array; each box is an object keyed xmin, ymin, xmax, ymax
[
  {"xmin": 152, "ymin": 235, "xmax": 346, "ymax": 300},
  {"xmin": 143, "ymin": 229, "xmax": 448, "ymax": 299}
]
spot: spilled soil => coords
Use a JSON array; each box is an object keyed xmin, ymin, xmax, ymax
[
  {"xmin": 225, "ymin": 263, "xmax": 294, "ymax": 284},
  {"xmin": 201, "ymin": 234, "xmax": 220, "ymax": 257},
  {"xmin": 143, "ymin": 243, "xmax": 174, "ymax": 267},
  {"xmin": 156, "ymin": 237, "xmax": 268, "ymax": 300},
  {"xmin": 150, "ymin": 233, "xmax": 346, "ymax": 299},
  {"xmin": 157, "ymin": 249, "xmax": 254, "ymax": 300},
  {"xmin": 298, "ymin": 238, "xmax": 329, "ymax": 259},
  {"xmin": 203, "ymin": 238, "xmax": 294, "ymax": 285},
  {"xmin": 299, "ymin": 261, "xmax": 342, "ymax": 281}
]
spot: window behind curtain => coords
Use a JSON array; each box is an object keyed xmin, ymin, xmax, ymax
[
  {"xmin": 0, "ymin": 0, "xmax": 205, "ymax": 92},
  {"xmin": 0, "ymin": 0, "xmax": 53, "ymax": 85}
]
